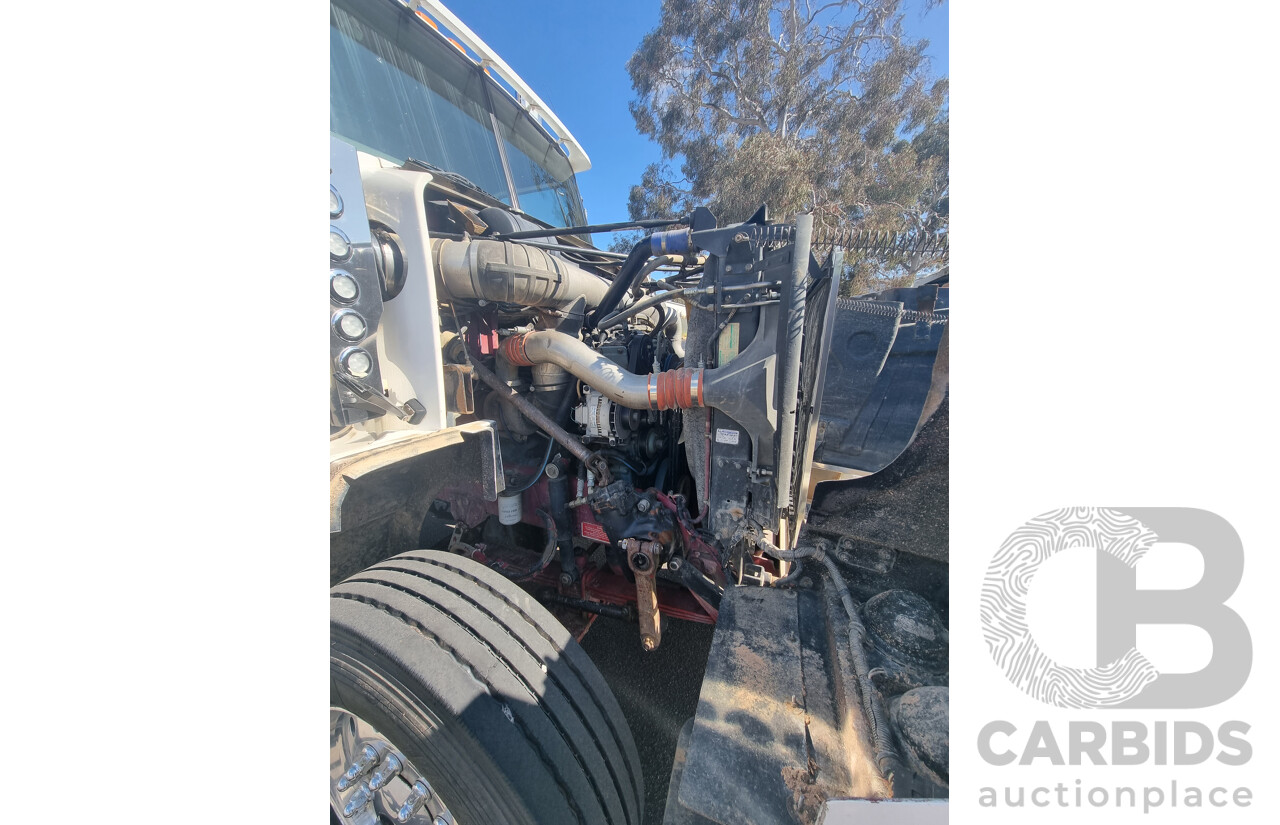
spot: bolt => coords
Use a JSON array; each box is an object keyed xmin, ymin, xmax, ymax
[
  {"xmin": 642, "ymin": 636, "xmax": 657, "ymax": 651},
  {"xmin": 631, "ymin": 553, "xmax": 650, "ymax": 571},
  {"xmin": 558, "ymin": 572, "xmax": 575, "ymax": 587},
  {"xmin": 544, "ymin": 463, "xmax": 560, "ymax": 479},
  {"xmin": 667, "ymin": 556, "xmax": 683, "ymax": 572},
  {"xmin": 734, "ymin": 232, "xmax": 749, "ymax": 242},
  {"xmin": 636, "ymin": 498, "xmax": 650, "ymax": 512}
]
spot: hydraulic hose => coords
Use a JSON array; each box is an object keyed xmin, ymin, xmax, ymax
[
  {"xmin": 596, "ymin": 287, "xmax": 689, "ymax": 331},
  {"xmin": 771, "ymin": 558, "xmax": 805, "ymax": 588},
  {"xmin": 631, "ymin": 255, "xmax": 680, "ymax": 295}
]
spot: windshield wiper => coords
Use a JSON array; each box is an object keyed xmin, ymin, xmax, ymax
[{"xmin": 401, "ymin": 158, "xmax": 488, "ymax": 197}]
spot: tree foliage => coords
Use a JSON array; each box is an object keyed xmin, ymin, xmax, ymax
[{"xmin": 625, "ymin": 0, "xmax": 948, "ymax": 290}]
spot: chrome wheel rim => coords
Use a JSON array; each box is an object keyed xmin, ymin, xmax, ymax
[{"xmin": 330, "ymin": 708, "xmax": 457, "ymax": 824}]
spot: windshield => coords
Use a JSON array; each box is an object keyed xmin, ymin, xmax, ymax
[{"xmin": 330, "ymin": 0, "xmax": 587, "ymax": 228}]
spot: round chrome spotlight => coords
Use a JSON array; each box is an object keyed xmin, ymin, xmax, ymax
[
  {"xmin": 339, "ymin": 347, "xmax": 373, "ymax": 378},
  {"xmin": 333, "ymin": 309, "xmax": 368, "ymax": 341},
  {"xmin": 330, "ymin": 227, "xmax": 352, "ymax": 260},
  {"xmin": 331, "ymin": 270, "xmax": 359, "ymax": 303}
]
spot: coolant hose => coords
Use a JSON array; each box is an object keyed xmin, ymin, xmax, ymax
[{"xmin": 590, "ymin": 238, "xmax": 651, "ymax": 328}]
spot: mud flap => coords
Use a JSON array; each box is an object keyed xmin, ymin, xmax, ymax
[{"xmin": 666, "ymin": 584, "xmax": 883, "ymax": 825}]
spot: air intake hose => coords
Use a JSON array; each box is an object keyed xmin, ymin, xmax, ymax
[
  {"xmin": 501, "ymin": 330, "xmax": 711, "ymax": 412},
  {"xmin": 431, "ymin": 237, "xmax": 610, "ymax": 309}
]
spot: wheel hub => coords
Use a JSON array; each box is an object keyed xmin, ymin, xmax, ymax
[{"xmin": 330, "ymin": 708, "xmax": 457, "ymax": 824}]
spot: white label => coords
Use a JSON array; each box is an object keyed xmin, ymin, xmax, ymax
[{"xmin": 715, "ymin": 428, "xmax": 740, "ymax": 445}]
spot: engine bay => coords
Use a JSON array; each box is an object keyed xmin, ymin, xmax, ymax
[
  {"xmin": 329, "ymin": 135, "xmax": 951, "ymax": 807},
  {"xmin": 394, "ymin": 186, "xmax": 850, "ymax": 639}
]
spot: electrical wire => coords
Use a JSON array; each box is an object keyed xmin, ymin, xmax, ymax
[{"xmin": 507, "ymin": 434, "xmax": 555, "ymax": 493}]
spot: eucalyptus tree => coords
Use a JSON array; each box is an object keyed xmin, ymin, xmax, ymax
[{"xmin": 624, "ymin": 0, "xmax": 948, "ymax": 287}]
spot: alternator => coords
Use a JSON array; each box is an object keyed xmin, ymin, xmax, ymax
[{"xmin": 573, "ymin": 389, "xmax": 615, "ymax": 441}]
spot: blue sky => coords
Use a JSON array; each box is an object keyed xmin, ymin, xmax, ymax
[{"xmin": 449, "ymin": 0, "xmax": 948, "ymax": 237}]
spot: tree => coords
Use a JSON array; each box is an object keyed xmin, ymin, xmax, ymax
[
  {"xmin": 607, "ymin": 230, "xmax": 644, "ymax": 254},
  {"xmin": 625, "ymin": 0, "xmax": 948, "ymax": 290}
]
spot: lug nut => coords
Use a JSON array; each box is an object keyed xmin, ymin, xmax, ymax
[
  {"xmin": 397, "ymin": 780, "xmax": 432, "ymax": 822},
  {"xmin": 367, "ymin": 753, "xmax": 402, "ymax": 791},
  {"xmin": 343, "ymin": 780, "xmax": 374, "ymax": 818},
  {"xmin": 337, "ymin": 744, "xmax": 379, "ymax": 791}
]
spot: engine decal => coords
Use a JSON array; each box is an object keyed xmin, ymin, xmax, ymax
[{"xmin": 580, "ymin": 521, "xmax": 610, "ymax": 543}]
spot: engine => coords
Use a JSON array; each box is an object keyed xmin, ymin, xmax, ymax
[{"xmin": 398, "ymin": 196, "xmax": 845, "ymax": 649}]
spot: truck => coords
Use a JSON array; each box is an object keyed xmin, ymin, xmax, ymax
[{"xmin": 329, "ymin": 1, "xmax": 950, "ymax": 823}]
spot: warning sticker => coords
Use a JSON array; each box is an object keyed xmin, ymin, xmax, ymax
[
  {"xmin": 717, "ymin": 322, "xmax": 740, "ymax": 365},
  {"xmin": 715, "ymin": 428, "xmax": 740, "ymax": 445},
  {"xmin": 580, "ymin": 521, "xmax": 609, "ymax": 543}
]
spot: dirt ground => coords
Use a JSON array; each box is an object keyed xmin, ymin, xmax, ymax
[{"xmin": 581, "ymin": 614, "xmax": 716, "ymax": 825}]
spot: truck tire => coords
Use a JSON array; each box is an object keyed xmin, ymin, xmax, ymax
[{"xmin": 330, "ymin": 549, "xmax": 644, "ymax": 825}]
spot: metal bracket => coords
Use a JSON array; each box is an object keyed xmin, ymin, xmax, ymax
[
  {"xmin": 334, "ymin": 372, "xmax": 425, "ymax": 423},
  {"xmin": 442, "ymin": 364, "xmax": 475, "ymax": 414},
  {"xmin": 622, "ymin": 538, "xmax": 662, "ymax": 651}
]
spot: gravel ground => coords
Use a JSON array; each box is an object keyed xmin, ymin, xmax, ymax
[{"xmin": 580, "ymin": 614, "xmax": 716, "ymax": 825}]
